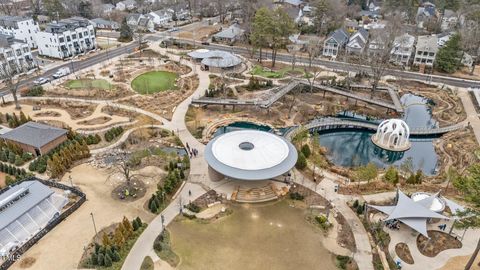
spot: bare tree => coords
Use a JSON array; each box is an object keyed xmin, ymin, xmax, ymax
[
  {"xmin": 304, "ymin": 39, "xmax": 322, "ymax": 68},
  {"xmin": 363, "ymin": 15, "xmax": 404, "ymax": 96},
  {"xmin": 109, "ymin": 151, "xmax": 143, "ymax": 190},
  {"xmin": 0, "ymin": 61, "xmax": 32, "ymax": 110},
  {"xmin": 459, "ymin": 5, "xmax": 480, "ymax": 75},
  {"xmin": 304, "ymin": 66, "xmax": 322, "ymax": 93},
  {"xmin": 312, "ymin": 0, "xmax": 346, "ymax": 36}
]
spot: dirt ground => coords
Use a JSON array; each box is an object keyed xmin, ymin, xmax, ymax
[
  {"xmin": 0, "ymin": 172, "xmax": 6, "ymax": 188},
  {"xmin": 10, "ymin": 163, "xmax": 158, "ymax": 270},
  {"xmin": 176, "ymin": 25, "xmax": 222, "ymax": 40},
  {"xmin": 439, "ymin": 255, "xmax": 480, "ymax": 270}
]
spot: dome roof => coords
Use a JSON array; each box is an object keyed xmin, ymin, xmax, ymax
[
  {"xmin": 372, "ymin": 119, "xmax": 411, "ymax": 151},
  {"xmin": 204, "ymin": 130, "xmax": 297, "ymax": 180}
]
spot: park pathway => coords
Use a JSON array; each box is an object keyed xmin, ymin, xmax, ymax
[
  {"xmin": 458, "ymin": 88, "xmax": 480, "ymax": 144},
  {"xmin": 293, "ymin": 170, "xmax": 374, "ymax": 270}
]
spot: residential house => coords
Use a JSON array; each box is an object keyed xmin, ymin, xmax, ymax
[
  {"xmin": 37, "ymin": 15, "xmax": 51, "ymax": 25},
  {"xmin": 0, "ymin": 122, "xmax": 67, "ymax": 157},
  {"xmin": 413, "ymin": 35, "xmax": 439, "ymax": 67},
  {"xmin": 345, "ymin": 19, "xmax": 359, "ymax": 34},
  {"xmin": 212, "ymin": 24, "xmax": 245, "ymax": 44},
  {"xmin": 416, "ymin": 2, "xmax": 438, "ymax": 29},
  {"xmin": 346, "ymin": 28, "xmax": 369, "ymax": 54},
  {"xmin": 322, "ymin": 28, "xmax": 349, "ymax": 58},
  {"xmin": 0, "ymin": 16, "xmax": 40, "ymax": 49},
  {"xmin": 368, "ymin": 33, "xmax": 385, "ymax": 56},
  {"xmin": 127, "ymin": 14, "xmax": 155, "ymax": 32},
  {"xmin": 441, "ymin": 9, "xmax": 458, "ymax": 31},
  {"xmin": 390, "ymin": 33, "xmax": 415, "ymax": 66},
  {"xmin": 36, "ymin": 17, "xmax": 96, "ymax": 59},
  {"xmin": 148, "ymin": 9, "xmax": 172, "ymax": 26},
  {"xmin": 437, "ymin": 32, "xmax": 454, "ymax": 47},
  {"xmin": 116, "ymin": 0, "xmax": 136, "ymax": 11},
  {"xmin": 99, "ymin": 3, "xmax": 115, "ymax": 15},
  {"xmin": 0, "ymin": 34, "xmax": 36, "ymax": 75},
  {"xmin": 90, "ymin": 18, "xmax": 120, "ymax": 30}
]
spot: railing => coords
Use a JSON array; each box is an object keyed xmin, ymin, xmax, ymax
[
  {"xmin": 0, "ymin": 177, "xmax": 86, "ymax": 270},
  {"xmin": 284, "ymin": 118, "xmax": 467, "ymax": 140}
]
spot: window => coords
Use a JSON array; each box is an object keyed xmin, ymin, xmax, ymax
[
  {"xmin": 84, "ymin": 31, "xmax": 88, "ymax": 36},
  {"xmin": 429, "ymin": 52, "xmax": 435, "ymax": 56},
  {"xmin": 79, "ymin": 33, "xmax": 83, "ymax": 38},
  {"xmin": 72, "ymin": 34, "xmax": 77, "ymax": 39},
  {"xmin": 67, "ymin": 36, "xmax": 71, "ymax": 42},
  {"xmin": 59, "ymin": 37, "xmax": 64, "ymax": 43},
  {"xmin": 90, "ymin": 30, "xmax": 94, "ymax": 35},
  {"xmin": 16, "ymin": 49, "xmax": 21, "ymax": 56}
]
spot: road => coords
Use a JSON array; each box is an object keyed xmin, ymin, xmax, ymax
[
  {"xmin": 173, "ymin": 38, "xmax": 480, "ymax": 89},
  {"xmin": 0, "ymin": 35, "xmax": 160, "ymax": 97}
]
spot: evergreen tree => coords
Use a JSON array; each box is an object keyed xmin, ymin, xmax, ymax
[
  {"xmin": 118, "ymin": 18, "xmax": 133, "ymax": 42},
  {"xmin": 135, "ymin": 217, "xmax": 142, "ymax": 227},
  {"xmin": 112, "ymin": 250, "xmax": 121, "ymax": 262},
  {"xmin": 301, "ymin": 144, "xmax": 311, "ymax": 158},
  {"xmin": 78, "ymin": 1, "xmax": 93, "ymax": 19},
  {"xmin": 19, "ymin": 111, "xmax": 28, "ymax": 124},
  {"xmin": 436, "ymin": 34, "xmax": 462, "ymax": 73},
  {"xmin": 97, "ymin": 253, "xmax": 105, "ymax": 266},
  {"xmin": 90, "ymin": 252, "xmax": 98, "ymax": 265},
  {"xmin": 150, "ymin": 199, "xmax": 158, "ymax": 213},
  {"xmin": 102, "ymin": 233, "xmax": 112, "ymax": 247},
  {"xmin": 295, "ymin": 151, "xmax": 307, "ymax": 170}
]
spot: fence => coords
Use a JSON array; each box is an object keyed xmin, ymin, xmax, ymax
[{"xmin": 0, "ymin": 177, "xmax": 86, "ymax": 270}]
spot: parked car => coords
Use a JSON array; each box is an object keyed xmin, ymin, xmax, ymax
[
  {"xmin": 201, "ymin": 41, "xmax": 210, "ymax": 45},
  {"xmin": 33, "ymin": 77, "xmax": 50, "ymax": 85},
  {"xmin": 52, "ymin": 67, "xmax": 71, "ymax": 79}
]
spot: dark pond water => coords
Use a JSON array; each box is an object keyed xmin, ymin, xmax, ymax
[
  {"xmin": 213, "ymin": 121, "xmax": 273, "ymax": 137},
  {"xmin": 318, "ymin": 93, "xmax": 439, "ymax": 175}
]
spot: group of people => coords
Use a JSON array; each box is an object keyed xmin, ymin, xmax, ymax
[
  {"xmin": 437, "ymin": 223, "xmax": 447, "ymax": 231},
  {"xmin": 385, "ymin": 219, "xmax": 400, "ymax": 230},
  {"xmin": 185, "ymin": 142, "xmax": 198, "ymax": 158}
]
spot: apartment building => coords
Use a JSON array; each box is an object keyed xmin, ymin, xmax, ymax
[
  {"xmin": 0, "ymin": 16, "xmax": 40, "ymax": 49},
  {"xmin": 413, "ymin": 35, "xmax": 438, "ymax": 67},
  {"xmin": 36, "ymin": 17, "xmax": 96, "ymax": 59},
  {"xmin": 0, "ymin": 34, "xmax": 36, "ymax": 75}
]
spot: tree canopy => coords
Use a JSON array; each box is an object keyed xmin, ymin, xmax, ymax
[{"xmin": 436, "ymin": 34, "xmax": 462, "ymax": 73}]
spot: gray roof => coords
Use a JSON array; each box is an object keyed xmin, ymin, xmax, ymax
[
  {"xmin": 0, "ymin": 122, "xmax": 67, "ymax": 148},
  {"xmin": 417, "ymin": 35, "xmax": 439, "ymax": 52},
  {"xmin": 188, "ymin": 49, "xmax": 243, "ymax": 68},
  {"xmin": 369, "ymin": 190, "xmax": 448, "ymax": 237},
  {"xmin": 213, "ymin": 24, "xmax": 244, "ymax": 40},
  {"xmin": 91, "ymin": 18, "xmax": 119, "ymax": 27},
  {"xmin": 0, "ymin": 181, "xmax": 54, "ymax": 230},
  {"xmin": 326, "ymin": 29, "xmax": 349, "ymax": 45}
]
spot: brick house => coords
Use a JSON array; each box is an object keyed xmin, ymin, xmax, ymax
[{"xmin": 0, "ymin": 122, "xmax": 68, "ymax": 156}]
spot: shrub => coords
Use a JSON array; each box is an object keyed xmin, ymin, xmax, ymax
[
  {"xmin": 289, "ymin": 192, "xmax": 304, "ymax": 201},
  {"xmin": 23, "ymin": 86, "xmax": 44, "ymax": 97},
  {"xmin": 301, "ymin": 144, "xmax": 311, "ymax": 158},
  {"xmin": 353, "ymin": 199, "xmax": 359, "ymax": 208},
  {"xmin": 103, "ymin": 254, "xmax": 112, "ymax": 267},
  {"xmin": 185, "ymin": 202, "xmax": 200, "ymax": 213},
  {"xmin": 97, "ymin": 253, "xmax": 105, "ymax": 266},
  {"xmin": 295, "ymin": 151, "xmax": 307, "ymax": 170},
  {"xmin": 315, "ymin": 215, "xmax": 331, "ymax": 230},
  {"xmin": 14, "ymin": 155, "xmax": 24, "ymax": 166}
]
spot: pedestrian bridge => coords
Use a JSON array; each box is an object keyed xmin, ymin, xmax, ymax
[
  {"xmin": 191, "ymin": 79, "xmax": 404, "ymax": 112},
  {"xmin": 284, "ymin": 118, "xmax": 467, "ymax": 140}
]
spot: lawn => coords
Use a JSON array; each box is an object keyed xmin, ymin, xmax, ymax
[
  {"xmin": 251, "ymin": 65, "xmax": 310, "ymax": 78},
  {"xmin": 66, "ymin": 79, "xmax": 112, "ymax": 90},
  {"xmin": 131, "ymin": 71, "xmax": 178, "ymax": 94}
]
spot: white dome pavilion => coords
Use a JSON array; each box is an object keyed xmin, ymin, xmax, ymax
[{"xmin": 371, "ymin": 119, "xmax": 411, "ymax": 151}]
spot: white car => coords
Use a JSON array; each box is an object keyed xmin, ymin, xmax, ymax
[{"xmin": 33, "ymin": 77, "xmax": 50, "ymax": 85}]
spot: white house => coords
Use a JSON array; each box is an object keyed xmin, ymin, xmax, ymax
[
  {"xmin": 148, "ymin": 9, "xmax": 172, "ymax": 26},
  {"xmin": 0, "ymin": 16, "xmax": 40, "ymax": 49},
  {"xmin": 322, "ymin": 28, "xmax": 349, "ymax": 58},
  {"xmin": 346, "ymin": 28, "xmax": 369, "ymax": 54},
  {"xmin": 116, "ymin": 0, "xmax": 136, "ymax": 11},
  {"xmin": 413, "ymin": 35, "xmax": 439, "ymax": 67},
  {"xmin": 390, "ymin": 33, "xmax": 415, "ymax": 66},
  {"xmin": 212, "ymin": 23, "xmax": 245, "ymax": 44},
  {"xmin": 90, "ymin": 18, "xmax": 120, "ymax": 30},
  {"xmin": 36, "ymin": 17, "xmax": 96, "ymax": 59},
  {"xmin": 441, "ymin": 9, "xmax": 459, "ymax": 31},
  {"xmin": 127, "ymin": 14, "xmax": 155, "ymax": 32},
  {"xmin": 99, "ymin": 3, "xmax": 115, "ymax": 15},
  {"xmin": 0, "ymin": 34, "xmax": 36, "ymax": 75}
]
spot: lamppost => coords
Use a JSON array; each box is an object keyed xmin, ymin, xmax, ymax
[
  {"xmin": 90, "ymin": 212, "xmax": 98, "ymax": 236},
  {"xmin": 69, "ymin": 175, "xmax": 73, "ymax": 187}
]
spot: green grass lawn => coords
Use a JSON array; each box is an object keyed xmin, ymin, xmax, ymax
[
  {"xmin": 66, "ymin": 79, "xmax": 112, "ymax": 90},
  {"xmin": 251, "ymin": 65, "xmax": 310, "ymax": 79},
  {"xmin": 131, "ymin": 71, "xmax": 178, "ymax": 94}
]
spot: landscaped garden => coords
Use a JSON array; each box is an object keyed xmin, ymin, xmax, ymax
[
  {"xmin": 131, "ymin": 71, "xmax": 178, "ymax": 94},
  {"xmin": 66, "ymin": 79, "xmax": 113, "ymax": 90}
]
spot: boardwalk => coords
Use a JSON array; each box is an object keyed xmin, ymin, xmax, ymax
[
  {"xmin": 191, "ymin": 80, "xmax": 404, "ymax": 112},
  {"xmin": 284, "ymin": 118, "xmax": 468, "ymax": 140}
]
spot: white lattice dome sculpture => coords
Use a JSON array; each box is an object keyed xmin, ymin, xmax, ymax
[{"xmin": 371, "ymin": 119, "xmax": 411, "ymax": 151}]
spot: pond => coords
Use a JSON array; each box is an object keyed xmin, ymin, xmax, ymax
[
  {"xmin": 213, "ymin": 121, "xmax": 272, "ymax": 137},
  {"xmin": 168, "ymin": 200, "xmax": 338, "ymax": 270},
  {"xmin": 318, "ymin": 93, "xmax": 439, "ymax": 175}
]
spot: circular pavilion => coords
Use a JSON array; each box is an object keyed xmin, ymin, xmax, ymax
[
  {"xmin": 187, "ymin": 49, "xmax": 242, "ymax": 73},
  {"xmin": 204, "ymin": 130, "xmax": 298, "ymax": 181},
  {"xmin": 371, "ymin": 119, "xmax": 411, "ymax": 151}
]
